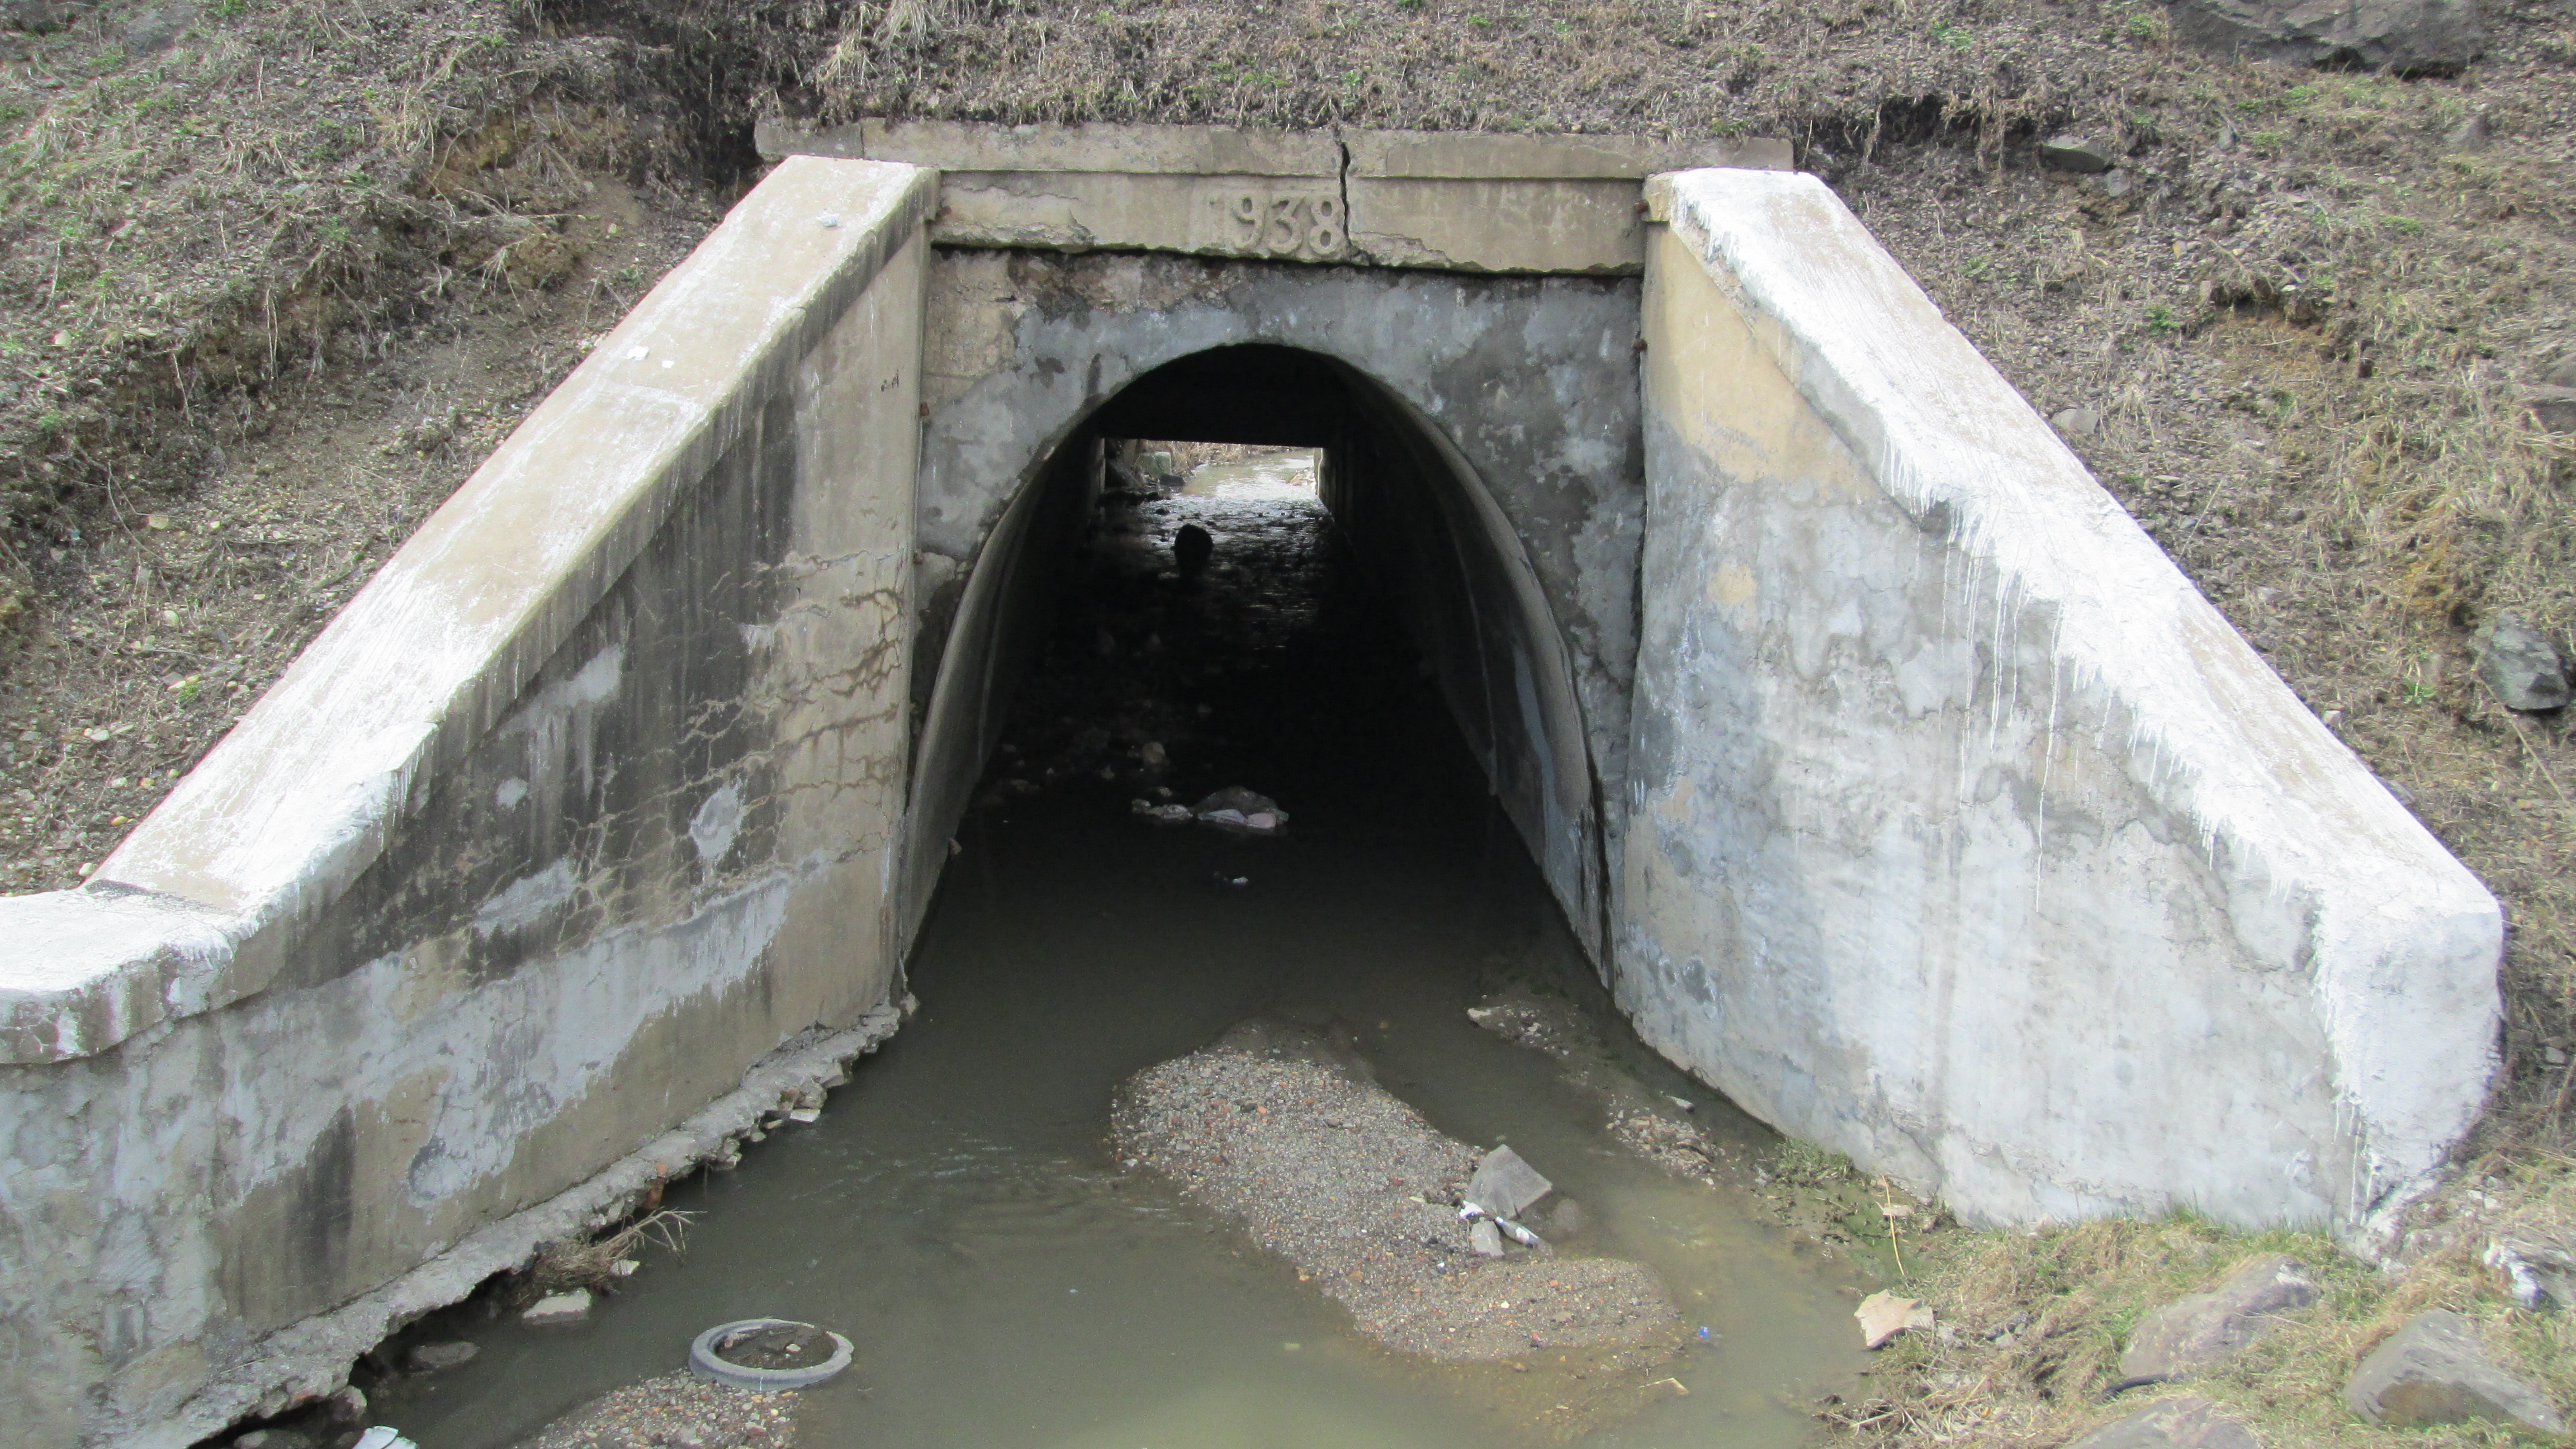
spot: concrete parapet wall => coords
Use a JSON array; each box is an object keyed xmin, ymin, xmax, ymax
[
  {"xmin": 1624, "ymin": 168, "xmax": 2502, "ymax": 1235},
  {"xmin": 0, "ymin": 158, "xmax": 932, "ymax": 1447},
  {"xmin": 757, "ymin": 118, "xmax": 1788, "ymax": 274}
]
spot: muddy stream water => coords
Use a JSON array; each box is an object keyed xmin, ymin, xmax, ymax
[{"xmin": 377, "ymin": 451, "xmax": 1873, "ymax": 1448}]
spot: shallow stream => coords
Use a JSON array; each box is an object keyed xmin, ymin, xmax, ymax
[{"xmin": 375, "ymin": 450, "xmax": 1872, "ymax": 1448}]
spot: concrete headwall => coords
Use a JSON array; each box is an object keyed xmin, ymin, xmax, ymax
[
  {"xmin": 1623, "ymin": 168, "xmax": 2503, "ymax": 1234},
  {"xmin": 905, "ymin": 252, "xmax": 1644, "ymax": 953},
  {"xmin": 0, "ymin": 158, "xmax": 933, "ymax": 1447}
]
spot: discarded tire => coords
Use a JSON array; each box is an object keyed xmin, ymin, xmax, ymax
[{"xmin": 688, "ymin": 1319, "xmax": 854, "ymax": 1390}]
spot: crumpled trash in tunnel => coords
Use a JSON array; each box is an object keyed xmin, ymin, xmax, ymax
[{"xmin": 1131, "ymin": 799, "xmax": 1195, "ymax": 825}]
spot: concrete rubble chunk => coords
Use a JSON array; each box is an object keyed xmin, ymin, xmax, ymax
[
  {"xmin": 2064, "ymin": 1394, "xmax": 2262, "ymax": 1449},
  {"xmin": 2346, "ymin": 1308, "xmax": 2565, "ymax": 1433},
  {"xmin": 1470, "ymin": 1218, "xmax": 1506, "ymax": 1258},
  {"xmin": 2485, "ymin": 1233, "xmax": 2576, "ymax": 1311},
  {"xmin": 2475, "ymin": 613, "xmax": 2571, "ymax": 712},
  {"xmin": 521, "ymin": 1290, "xmax": 593, "ymax": 1328},
  {"xmin": 1857, "ymin": 1291, "xmax": 1934, "ymax": 1349},
  {"xmin": 1464, "ymin": 1144, "xmax": 1553, "ymax": 1220},
  {"xmin": 2119, "ymin": 1253, "xmax": 2319, "ymax": 1382},
  {"xmin": 2170, "ymin": 0, "xmax": 2483, "ymax": 73},
  {"xmin": 2037, "ymin": 135, "xmax": 2118, "ymax": 174}
]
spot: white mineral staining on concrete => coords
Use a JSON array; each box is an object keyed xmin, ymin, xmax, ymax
[
  {"xmin": 690, "ymin": 784, "xmax": 744, "ymax": 869},
  {"xmin": 471, "ymin": 859, "xmax": 577, "ymax": 937}
]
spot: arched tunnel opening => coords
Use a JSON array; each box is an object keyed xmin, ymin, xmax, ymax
[
  {"xmin": 901, "ymin": 343, "xmax": 1606, "ymax": 960},
  {"xmin": 372, "ymin": 345, "xmax": 1872, "ymax": 1449}
]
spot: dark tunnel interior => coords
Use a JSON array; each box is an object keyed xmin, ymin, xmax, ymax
[{"xmin": 902, "ymin": 344, "xmax": 1606, "ymax": 960}]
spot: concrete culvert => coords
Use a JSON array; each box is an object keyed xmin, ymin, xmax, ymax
[{"xmin": 0, "ymin": 135, "xmax": 2507, "ymax": 1447}]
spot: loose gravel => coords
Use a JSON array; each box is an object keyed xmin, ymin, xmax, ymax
[
  {"xmin": 1112, "ymin": 1022, "xmax": 1681, "ymax": 1361},
  {"xmin": 519, "ymin": 1373, "xmax": 797, "ymax": 1449}
]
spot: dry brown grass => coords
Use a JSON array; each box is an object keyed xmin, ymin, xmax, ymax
[
  {"xmin": 532, "ymin": 1206, "xmax": 698, "ymax": 1291},
  {"xmin": 1837, "ymin": 1155, "xmax": 2576, "ymax": 1449}
]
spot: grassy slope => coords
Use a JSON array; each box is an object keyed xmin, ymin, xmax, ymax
[{"xmin": 3, "ymin": 0, "xmax": 2574, "ymax": 1439}]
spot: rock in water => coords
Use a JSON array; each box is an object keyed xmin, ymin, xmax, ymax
[
  {"xmin": 1113, "ymin": 1022, "xmax": 1681, "ymax": 1361},
  {"xmin": 2064, "ymin": 1395, "xmax": 2262, "ymax": 1449},
  {"xmin": 1174, "ymin": 523, "xmax": 1213, "ymax": 580},
  {"xmin": 408, "ymin": 1341, "xmax": 480, "ymax": 1372},
  {"xmin": 520, "ymin": 1290, "xmax": 592, "ymax": 1328},
  {"xmin": 1464, "ymin": 1144, "xmax": 1554, "ymax": 1220},
  {"xmin": 2476, "ymin": 613, "xmax": 2570, "ymax": 712},
  {"xmin": 2169, "ymin": 0, "xmax": 2482, "ymax": 73},
  {"xmin": 2119, "ymin": 1253, "xmax": 2319, "ymax": 1382},
  {"xmin": 2346, "ymin": 1309, "xmax": 2565, "ymax": 1433}
]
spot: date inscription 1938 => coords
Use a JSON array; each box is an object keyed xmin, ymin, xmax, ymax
[{"xmin": 1203, "ymin": 187, "xmax": 1346, "ymax": 260}]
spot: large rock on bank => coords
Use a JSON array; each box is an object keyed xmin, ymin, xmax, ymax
[
  {"xmin": 2346, "ymin": 1309, "xmax": 2565, "ymax": 1434},
  {"xmin": 2169, "ymin": 0, "xmax": 2483, "ymax": 73},
  {"xmin": 2119, "ymin": 1253, "xmax": 2319, "ymax": 1383},
  {"xmin": 1112, "ymin": 1022, "xmax": 1681, "ymax": 1361},
  {"xmin": 2066, "ymin": 1394, "xmax": 2262, "ymax": 1449}
]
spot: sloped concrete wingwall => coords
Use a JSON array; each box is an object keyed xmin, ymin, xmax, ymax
[
  {"xmin": 0, "ymin": 158, "xmax": 932, "ymax": 1448},
  {"xmin": 1625, "ymin": 168, "xmax": 2502, "ymax": 1235}
]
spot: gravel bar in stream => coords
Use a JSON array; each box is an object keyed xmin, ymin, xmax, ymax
[
  {"xmin": 1112, "ymin": 1024, "xmax": 1682, "ymax": 1361},
  {"xmin": 518, "ymin": 1372, "xmax": 797, "ymax": 1449}
]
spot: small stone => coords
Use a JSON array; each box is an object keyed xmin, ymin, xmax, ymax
[
  {"xmin": 2037, "ymin": 135, "xmax": 2117, "ymax": 174},
  {"xmin": 520, "ymin": 1289, "xmax": 593, "ymax": 1328},
  {"xmin": 2346, "ymin": 1308, "xmax": 2565, "ymax": 1433},
  {"xmin": 234, "ymin": 1431, "xmax": 317, "ymax": 1449},
  {"xmin": 4, "ymin": 0, "xmax": 65, "ymax": 35},
  {"xmin": 2119, "ymin": 1253, "xmax": 2319, "ymax": 1382},
  {"xmin": 2474, "ymin": 612, "xmax": 2570, "ymax": 712},
  {"xmin": 2094, "ymin": 169, "xmax": 2136, "ymax": 199},
  {"xmin": 1469, "ymin": 1218, "xmax": 1506, "ymax": 1257},
  {"xmin": 2447, "ymin": 112, "xmax": 2493, "ymax": 151},
  {"xmin": 2052, "ymin": 406, "xmax": 2104, "ymax": 438},
  {"xmin": 122, "ymin": 2, "xmax": 196, "ymax": 56},
  {"xmin": 2064, "ymin": 1394, "xmax": 2261, "ymax": 1449},
  {"xmin": 1856, "ymin": 1290, "xmax": 1934, "ymax": 1349},
  {"xmin": 408, "ymin": 1340, "xmax": 479, "ymax": 1372},
  {"xmin": 2525, "ymin": 385, "xmax": 2576, "ymax": 435}
]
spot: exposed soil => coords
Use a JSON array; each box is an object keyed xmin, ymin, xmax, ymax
[{"xmin": 1112, "ymin": 1020, "xmax": 1688, "ymax": 1362}]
